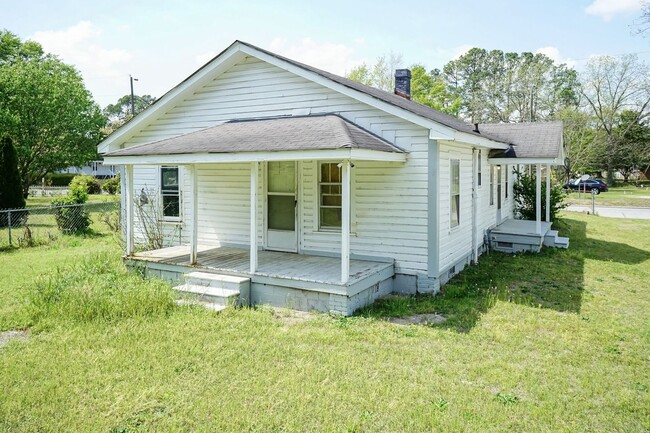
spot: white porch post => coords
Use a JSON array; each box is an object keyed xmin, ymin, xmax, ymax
[
  {"xmin": 341, "ymin": 160, "xmax": 351, "ymax": 284},
  {"xmin": 250, "ymin": 161, "xmax": 259, "ymax": 273},
  {"xmin": 189, "ymin": 164, "xmax": 199, "ymax": 265},
  {"xmin": 545, "ymin": 163, "xmax": 551, "ymax": 223},
  {"xmin": 536, "ymin": 164, "xmax": 542, "ymax": 235},
  {"xmin": 124, "ymin": 164, "xmax": 134, "ymax": 256}
]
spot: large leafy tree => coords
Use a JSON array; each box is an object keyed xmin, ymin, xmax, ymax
[
  {"xmin": 0, "ymin": 30, "xmax": 104, "ymax": 195},
  {"xmin": 612, "ymin": 110, "xmax": 650, "ymax": 182},
  {"xmin": 346, "ymin": 52, "xmax": 404, "ymax": 92},
  {"xmin": 0, "ymin": 136, "xmax": 25, "ymax": 211},
  {"xmin": 442, "ymin": 49, "xmax": 579, "ymax": 123},
  {"xmin": 580, "ymin": 54, "xmax": 650, "ymax": 185},
  {"xmin": 557, "ymin": 108, "xmax": 606, "ymax": 181}
]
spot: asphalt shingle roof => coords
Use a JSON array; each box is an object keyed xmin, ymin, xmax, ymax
[
  {"xmin": 480, "ymin": 121, "xmax": 564, "ymax": 159},
  {"xmin": 107, "ymin": 114, "xmax": 404, "ymax": 157}
]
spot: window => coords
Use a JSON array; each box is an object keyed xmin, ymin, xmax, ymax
[
  {"xmin": 450, "ymin": 159, "xmax": 460, "ymax": 227},
  {"xmin": 490, "ymin": 165, "xmax": 495, "ymax": 206},
  {"xmin": 319, "ymin": 162, "xmax": 342, "ymax": 230},
  {"xmin": 161, "ymin": 166, "xmax": 180, "ymax": 218},
  {"xmin": 505, "ymin": 164, "xmax": 509, "ymax": 198},
  {"xmin": 477, "ymin": 150, "xmax": 482, "ymax": 187}
]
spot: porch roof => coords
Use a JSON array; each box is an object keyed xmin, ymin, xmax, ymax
[
  {"xmin": 104, "ymin": 114, "xmax": 406, "ymax": 164},
  {"xmin": 483, "ymin": 121, "xmax": 565, "ymax": 165}
]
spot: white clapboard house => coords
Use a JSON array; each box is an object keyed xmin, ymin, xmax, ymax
[{"xmin": 99, "ymin": 40, "xmax": 567, "ymax": 315}]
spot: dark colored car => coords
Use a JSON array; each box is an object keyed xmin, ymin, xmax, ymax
[{"xmin": 563, "ymin": 178, "xmax": 608, "ymax": 194}]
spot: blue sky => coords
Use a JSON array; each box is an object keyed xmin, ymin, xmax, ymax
[{"xmin": 2, "ymin": 0, "xmax": 648, "ymax": 106}]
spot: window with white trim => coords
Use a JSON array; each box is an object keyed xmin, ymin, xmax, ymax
[
  {"xmin": 490, "ymin": 165, "xmax": 495, "ymax": 206},
  {"xmin": 450, "ymin": 159, "xmax": 460, "ymax": 228},
  {"xmin": 161, "ymin": 166, "xmax": 180, "ymax": 219},
  {"xmin": 319, "ymin": 162, "xmax": 342, "ymax": 230}
]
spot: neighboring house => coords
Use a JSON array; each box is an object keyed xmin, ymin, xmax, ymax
[
  {"xmin": 99, "ymin": 40, "xmax": 566, "ymax": 315},
  {"xmin": 58, "ymin": 160, "xmax": 117, "ymax": 179}
]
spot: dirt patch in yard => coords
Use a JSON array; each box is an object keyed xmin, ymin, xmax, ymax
[
  {"xmin": 388, "ymin": 313, "xmax": 447, "ymax": 326},
  {"xmin": 0, "ymin": 330, "xmax": 29, "ymax": 349}
]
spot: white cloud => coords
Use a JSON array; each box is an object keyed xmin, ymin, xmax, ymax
[
  {"xmin": 31, "ymin": 21, "xmax": 132, "ymax": 106},
  {"xmin": 535, "ymin": 46, "xmax": 576, "ymax": 68},
  {"xmin": 585, "ymin": 0, "xmax": 643, "ymax": 21},
  {"xmin": 269, "ymin": 37, "xmax": 362, "ymax": 75}
]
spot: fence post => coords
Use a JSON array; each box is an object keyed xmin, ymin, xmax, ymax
[{"xmin": 7, "ymin": 210, "xmax": 12, "ymax": 246}]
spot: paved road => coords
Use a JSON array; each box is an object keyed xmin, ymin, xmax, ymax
[{"xmin": 566, "ymin": 205, "xmax": 650, "ymax": 219}]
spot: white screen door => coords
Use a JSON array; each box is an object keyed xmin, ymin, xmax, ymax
[{"xmin": 266, "ymin": 161, "xmax": 297, "ymax": 252}]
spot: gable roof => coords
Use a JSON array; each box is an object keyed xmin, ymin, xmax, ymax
[
  {"xmin": 234, "ymin": 41, "xmax": 500, "ymax": 142},
  {"xmin": 98, "ymin": 40, "xmax": 511, "ymax": 154},
  {"xmin": 481, "ymin": 121, "xmax": 564, "ymax": 161},
  {"xmin": 106, "ymin": 114, "xmax": 404, "ymax": 157}
]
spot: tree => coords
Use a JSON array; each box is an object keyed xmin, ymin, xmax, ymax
[
  {"xmin": 409, "ymin": 64, "xmax": 461, "ymax": 115},
  {"xmin": 0, "ymin": 136, "xmax": 25, "ymax": 208},
  {"xmin": 442, "ymin": 49, "xmax": 579, "ymax": 124},
  {"xmin": 580, "ymin": 54, "xmax": 650, "ymax": 185},
  {"xmin": 103, "ymin": 94, "xmax": 156, "ymax": 131},
  {"xmin": 0, "ymin": 31, "xmax": 105, "ymax": 196},
  {"xmin": 557, "ymin": 108, "xmax": 606, "ymax": 181},
  {"xmin": 346, "ymin": 52, "xmax": 403, "ymax": 92},
  {"xmin": 612, "ymin": 110, "xmax": 650, "ymax": 182}
]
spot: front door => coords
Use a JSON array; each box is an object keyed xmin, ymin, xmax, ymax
[{"xmin": 266, "ymin": 161, "xmax": 297, "ymax": 252}]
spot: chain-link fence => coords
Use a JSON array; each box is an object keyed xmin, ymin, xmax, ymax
[{"xmin": 0, "ymin": 201, "xmax": 121, "ymax": 249}]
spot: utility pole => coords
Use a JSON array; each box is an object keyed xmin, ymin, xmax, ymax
[{"xmin": 129, "ymin": 75, "xmax": 139, "ymax": 117}]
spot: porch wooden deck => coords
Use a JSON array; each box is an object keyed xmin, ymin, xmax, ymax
[
  {"xmin": 129, "ymin": 244, "xmax": 394, "ymax": 296},
  {"xmin": 489, "ymin": 219, "xmax": 568, "ymax": 253}
]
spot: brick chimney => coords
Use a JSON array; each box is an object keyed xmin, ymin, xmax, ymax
[{"xmin": 394, "ymin": 69, "xmax": 411, "ymax": 100}]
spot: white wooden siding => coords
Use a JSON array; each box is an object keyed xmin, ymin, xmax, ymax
[
  {"xmin": 438, "ymin": 142, "xmax": 473, "ymax": 272},
  {"xmin": 123, "ymin": 57, "xmax": 431, "ymax": 276}
]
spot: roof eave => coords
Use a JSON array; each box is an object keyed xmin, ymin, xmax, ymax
[{"xmin": 103, "ymin": 148, "xmax": 407, "ymax": 165}]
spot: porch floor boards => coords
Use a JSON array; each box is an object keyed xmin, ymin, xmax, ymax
[{"xmin": 132, "ymin": 245, "xmax": 392, "ymax": 286}]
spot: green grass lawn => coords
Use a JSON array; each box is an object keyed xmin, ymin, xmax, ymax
[
  {"xmin": 26, "ymin": 194, "xmax": 119, "ymax": 208},
  {"xmin": 0, "ymin": 213, "xmax": 648, "ymax": 432},
  {"xmin": 565, "ymin": 184, "xmax": 650, "ymax": 207}
]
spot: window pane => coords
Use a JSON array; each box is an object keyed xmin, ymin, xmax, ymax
[
  {"xmin": 320, "ymin": 163, "xmax": 331, "ymax": 183},
  {"xmin": 268, "ymin": 161, "xmax": 295, "ymax": 193},
  {"xmin": 320, "ymin": 207, "xmax": 341, "ymax": 228},
  {"xmin": 161, "ymin": 167, "xmax": 179, "ymax": 191},
  {"xmin": 268, "ymin": 195, "xmax": 295, "ymax": 231},
  {"xmin": 322, "ymin": 194, "xmax": 342, "ymax": 207},
  {"xmin": 451, "ymin": 160, "xmax": 460, "ymax": 194},
  {"xmin": 451, "ymin": 195, "xmax": 459, "ymax": 227},
  {"xmin": 162, "ymin": 195, "xmax": 180, "ymax": 217},
  {"xmin": 330, "ymin": 164, "xmax": 341, "ymax": 183}
]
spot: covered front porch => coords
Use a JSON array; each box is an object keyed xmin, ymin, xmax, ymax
[{"xmin": 105, "ymin": 115, "xmax": 407, "ymax": 314}]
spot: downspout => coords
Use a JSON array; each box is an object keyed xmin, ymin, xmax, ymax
[{"xmin": 471, "ymin": 147, "xmax": 478, "ymax": 263}]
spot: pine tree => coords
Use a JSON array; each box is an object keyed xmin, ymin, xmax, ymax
[{"xmin": 0, "ymin": 136, "xmax": 27, "ymax": 227}]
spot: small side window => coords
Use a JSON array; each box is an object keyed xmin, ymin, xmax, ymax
[{"xmin": 161, "ymin": 166, "xmax": 180, "ymax": 219}]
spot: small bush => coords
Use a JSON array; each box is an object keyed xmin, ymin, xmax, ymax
[
  {"xmin": 69, "ymin": 175, "xmax": 102, "ymax": 195},
  {"xmin": 28, "ymin": 253, "xmax": 176, "ymax": 330},
  {"xmin": 52, "ymin": 181, "xmax": 91, "ymax": 234},
  {"xmin": 103, "ymin": 175, "xmax": 120, "ymax": 195},
  {"xmin": 44, "ymin": 173, "xmax": 76, "ymax": 187},
  {"xmin": 513, "ymin": 168, "xmax": 567, "ymax": 223}
]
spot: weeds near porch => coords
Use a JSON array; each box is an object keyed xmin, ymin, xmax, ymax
[{"xmin": 28, "ymin": 252, "xmax": 176, "ymax": 331}]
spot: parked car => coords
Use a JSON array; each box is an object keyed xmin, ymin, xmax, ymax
[{"xmin": 563, "ymin": 178, "xmax": 608, "ymax": 194}]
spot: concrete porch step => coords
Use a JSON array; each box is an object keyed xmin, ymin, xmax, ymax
[
  {"xmin": 175, "ymin": 299, "xmax": 228, "ymax": 312},
  {"xmin": 173, "ymin": 283, "xmax": 242, "ymax": 306},
  {"xmin": 185, "ymin": 271, "xmax": 250, "ymax": 291},
  {"xmin": 554, "ymin": 236, "xmax": 570, "ymax": 248}
]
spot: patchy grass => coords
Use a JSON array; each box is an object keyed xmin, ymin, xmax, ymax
[
  {"xmin": 565, "ymin": 184, "xmax": 650, "ymax": 207},
  {"xmin": 26, "ymin": 194, "xmax": 119, "ymax": 208},
  {"xmin": 0, "ymin": 213, "xmax": 648, "ymax": 432}
]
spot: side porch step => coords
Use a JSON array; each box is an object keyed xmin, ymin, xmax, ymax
[{"xmin": 173, "ymin": 271, "xmax": 250, "ymax": 309}]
